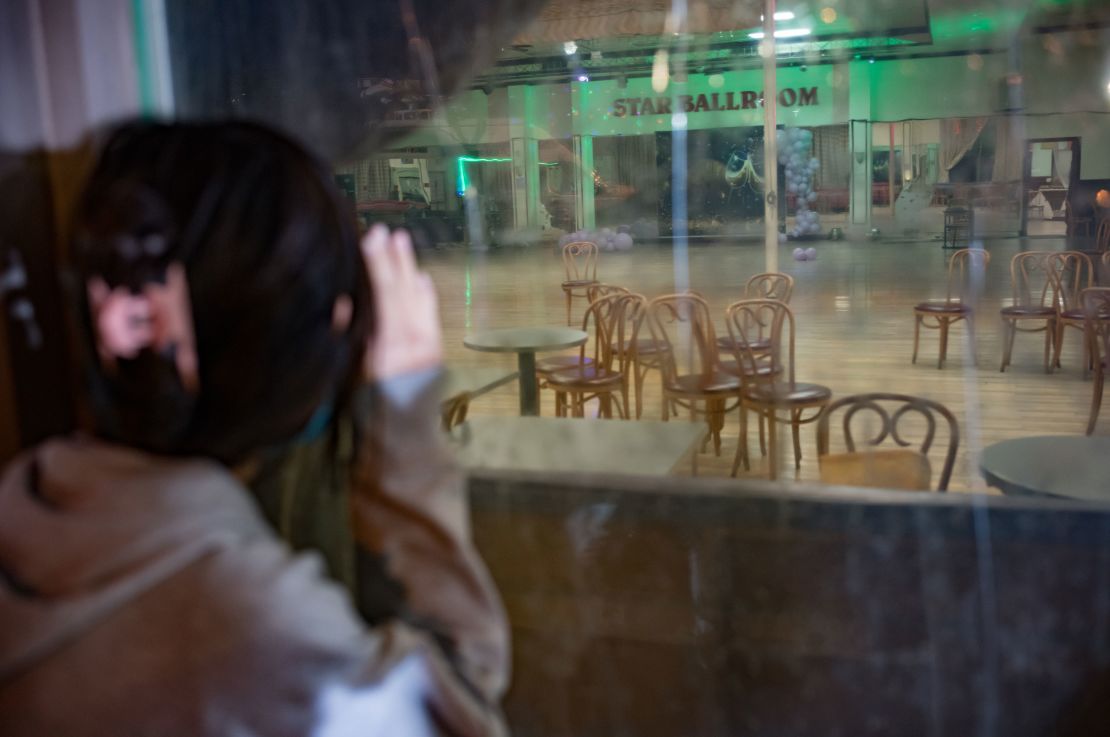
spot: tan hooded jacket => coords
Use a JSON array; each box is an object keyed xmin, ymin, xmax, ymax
[{"xmin": 0, "ymin": 374, "xmax": 508, "ymax": 736}]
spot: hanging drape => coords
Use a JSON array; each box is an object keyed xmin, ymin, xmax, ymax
[
  {"xmin": 1053, "ymin": 147, "xmax": 1073, "ymax": 187},
  {"xmin": 940, "ymin": 117, "xmax": 989, "ymax": 182}
]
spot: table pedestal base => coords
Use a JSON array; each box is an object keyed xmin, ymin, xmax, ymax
[{"xmin": 517, "ymin": 351, "xmax": 538, "ymax": 416}]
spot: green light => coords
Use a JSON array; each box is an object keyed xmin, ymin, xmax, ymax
[
  {"xmin": 131, "ymin": 0, "xmax": 155, "ymax": 115},
  {"xmin": 456, "ymin": 156, "xmax": 558, "ymax": 195},
  {"xmin": 465, "ymin": 263, "xmax": 472, "ymax": 309},
  {"xmin": 929, "ymin": 9, "xmax": 1026, "ymax": 41},
  {"xmin": 457, "ymin": 157, "xmax": 510, "ymax": 195}
]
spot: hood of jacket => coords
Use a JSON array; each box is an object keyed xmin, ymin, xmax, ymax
[{"xmin": 0, "ymin": 437, "xmax": 268, "ymax": 681}]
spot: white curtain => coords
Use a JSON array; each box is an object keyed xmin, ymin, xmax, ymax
[
  {"xmin": 940, "ymin": 117, "xmax": 988, "ymax": 182},
  {"xmin": 1053, "ymin": 147, "xmax": 1073, "ymax": 188}
]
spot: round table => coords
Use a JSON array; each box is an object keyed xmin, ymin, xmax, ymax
[
  {"xmin": 463, "ymin": 327, "xmax": 587, "ymax": 416},
  {"xmin": 979, "ymin": 435, "xmax": 1110, "ymax": 501}
]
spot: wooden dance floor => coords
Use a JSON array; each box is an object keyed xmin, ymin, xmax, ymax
[{"xmin": 427, "ymin": 236, "xmax": 1096, "ymax": 492}]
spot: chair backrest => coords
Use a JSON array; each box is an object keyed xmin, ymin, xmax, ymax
[
  {"xmin": 577, "ymin": 294, "xmax": 623, "ymax": 369},
  {"xmin": 1009, "ymin": 251, "xmax": 1061, "ymax": 309},
  {"xmin": 1096, "ymin": 218, "xmax": 1110, "ymax": 253},
  {"xmin": 441, "ymin": 393, "xmax": 470, "ymax": 431},
  {"xmin": 1081, "ymin": 287, "xmax": 1110, "ymax": 372},
  {"xmin": 586, "ymin": 283, "xmax": 630, "ymax": 303},
  {"xmin": 614, "ymin": 293, "xmax": 648, "ymax": 372},
  {"xmin": 645, "ymin": 294, "xmax": 720, "ymax": 389},
  {"xmin": 1053, "ymin": 251, "xmax": 1094, "ymax": 312},
  {"xmin": 945, "ymin": 248, "xmax": 990, "ymax": 303},
  {"xmin": 816, "ymin": 393, "xmax": 960, "ymax": 491},
  {"xmin": 563, "ymin": 241, "xmax": 598, "ymax": 282},
  {"xmin": 744, "ymin": 273, "xmax": 794, "ymax": 303},
  {"xmin": 724, "ymin": 298, "xmax": 796, "ymax": 387}
]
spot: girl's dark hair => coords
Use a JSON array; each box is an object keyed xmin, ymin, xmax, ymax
[{"xmin": 72, "ymin": 120, "xmax": 371, "ymax": 465}]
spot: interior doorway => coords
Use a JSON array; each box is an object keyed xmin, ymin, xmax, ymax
[{"xmin": 1022, "ymin": 138, "xmax": 1080, "ymax": 237}]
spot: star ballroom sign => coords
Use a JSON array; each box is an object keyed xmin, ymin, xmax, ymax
[{"xmin": 612, "ymin": 87, "xmax": 819, "ymax": 117}]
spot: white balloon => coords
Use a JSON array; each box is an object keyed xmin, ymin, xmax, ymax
[
  {"xmin": 614, "ymin": 233, "xmax": 634, "ymax": 250},
  {"xmin": 805, "ymin": 247, "xmax": 818, "ymax": 259}
]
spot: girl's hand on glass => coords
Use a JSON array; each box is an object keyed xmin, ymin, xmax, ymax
[{"xmin": 361, "ymin": 225, "xmax": 443, "ymax": 381}]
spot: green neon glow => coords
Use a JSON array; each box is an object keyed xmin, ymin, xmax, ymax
[
  {"xmin": 465, "ymin": 263, "xmax": 472, "ymax": 309},
  {"xmin": 929, "ymin": 9, "xmax": 1027, "ymax": 42},
  {"xmin": 131, "ymin": 0, "xmax": 155, "ymax": 115},
  {"xmin": 456, "ymin": 157, "xmax": 559, "ymax": 195}
]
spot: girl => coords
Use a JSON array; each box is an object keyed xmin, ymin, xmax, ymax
[{"xmin": 0, "ymin": 121, "xmax": 506, "ymax": 736}]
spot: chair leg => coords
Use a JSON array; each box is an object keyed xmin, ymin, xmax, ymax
[
  {"xmin": 1053, "ymin": 320, "xmax": 1064, "ymax": 369},
  {"xmin": 912, "ymin": 313, "xmax": 921, "ymax": 364},
  {"xmin": 938, "ymin": 318, "xmax": 949, "ymax": 370},
  {"xmin": 791, "ymin": 408, "xmax": 802, "ymax": 470},
  {"xmin": 732, "ymin": 404, "xmax": 749, "ymax": 476},
  {"xmin": 712, "ymin": 400, "xmax": 724, "ymax": 456},
  {"xmin": 1000, "ymin": 319, "xmax": 1015, "ymax": 372},
  {"xmin": 661, "ymin": 392, "xmax": 669, "ymax": 421},
  {"xmin": 1083, "ymin": 328, "xmax": 1092, "ymax": 380},
  {"xmin": 573, "ymin": 392, "xmax": 586, "ymax": 418},
  {"xmin": 1043, "ymin": 320, "xmax": 1054, "ymax": 374},
  {"xmin": 1088, "ymin": 370, "xmax": 1104, "ymax": 435},
  {"xmin": 564, "ymin": 289, "xmax": 572, "ymax": 326},
  {"xmin": 634, "ymin": 364, "xmax": 646, "ymax": 419},
  {"xmin": 758, "ymin": 413, "xmax": 767, "ymax": 456},
  {"xmin": 767, "ymin": 412, "xmax": 778, "ymax": 481},
  {"xmin": 600, "ymin": 393, "xmax": 613, "ymax": 419}
]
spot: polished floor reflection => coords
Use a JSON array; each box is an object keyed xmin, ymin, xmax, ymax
[{"xmin": 428, "ymin": 236, "xmax": 1095, "ymax": 491}]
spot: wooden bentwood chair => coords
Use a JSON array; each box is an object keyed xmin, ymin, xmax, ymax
[
  {"xmin": 1051, "ymin": 251, "xmax": 1095, "ymax": 373},
  {"xmin": 912, "ymin": 248, "xmax": 989, "ymax": 369},
  {"xmin": 1082, "ymin": 288, "xmax": 1110, "ymax": 435},
  {"xmin": 646, "ymin": 294, "xmax": 742, "ymax": 472},
  {"xmin": 726, "ymin": 299, "xmax": 831, "ymax": 480},
  {"xmin": 534, "ymin": 284, "xmax": 628, "ymax": 394},
  {"xmin": 1095, "ymin": 218, "xmax": 1110, "ymax": 254},
  {"xmin": 541, "ymin": 284, "xmax": 651, "ymax": 418},
  {"xmin": 605, "ymin": 292, "xmax": 660, "ymax": 420},
  {"xmin": 546, "ymin": 294, "xmax": 628, "ymax": 418},
  {"xmin": 999, "ymin": 251, "xmax": 1061, "ymax": 373},
  {"xmin": 817, "ymin": 393, "xmax": 959, "ymax": 491},
  {"xmin": 561, "ymin": 241, "xmax": 599, "ymax": 326},
  {"xmin": 717, "ymin": 272, "xmax": 794, "ymax": 359}
]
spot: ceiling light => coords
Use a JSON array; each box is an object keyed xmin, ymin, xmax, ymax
[
  {"xmin": 748, "ymin": 28, "xmax": 811, "ymax": 39},
  {"xmin": 563, "ymin": 41, "xmax": 577, "ymax": 55},
  {"xmin": 760, "ymin": 11, "xmax": 796, "ymax": 21},
  {"xmin": 652, "ymin": 49, "xmax": 670, "ymax": 93}
]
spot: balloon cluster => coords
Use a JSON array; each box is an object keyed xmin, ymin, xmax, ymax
[
  {"xmin": 559, "ymin": 225, "xmax": 634, "ymax": 252},
  {"xmin": 792, "ymin": 247, "xmax": 818, "ymax": 262},
  {"xmin": 776, "ymin": 127, "xmax": 821, "ymax": 238}
]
